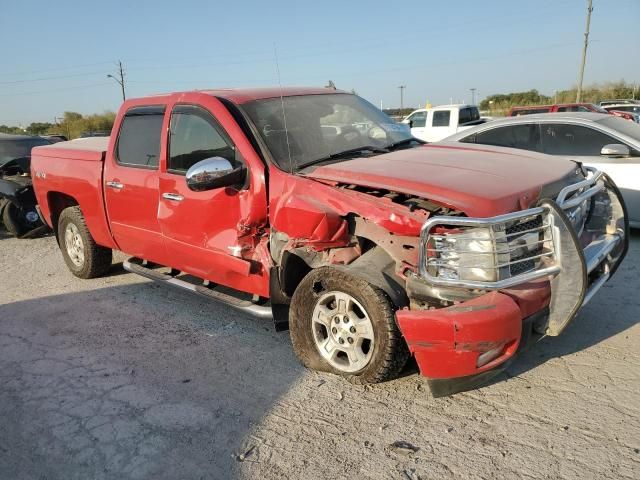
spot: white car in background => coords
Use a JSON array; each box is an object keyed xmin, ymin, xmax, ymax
[
  {"xmin": 443, "ymin": 112, "xmax": 640, "ymax": 227},
  {"xmin": 601, "ymin": 102, "xmax": 640, "ymax": 123},
  {"xmin": 401, "ymin": 104, "xmax": 488, "ymax": 142}
]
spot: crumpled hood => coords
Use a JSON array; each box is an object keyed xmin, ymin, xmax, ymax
[{"xmin": 304, "ymin": 143, "xmax": 581, "ymax": 217}]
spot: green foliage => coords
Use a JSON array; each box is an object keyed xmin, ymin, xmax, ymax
[
  {"xmin": 479, "ymin": 89, "xmax": 551, "ymax": 111},
  {"xmin": 0, "ymin": 125, "xmax": 24, "ymax": 134},
  {"xmin": 480, "ymin": 81, "xmax": 638, "ymax": 115},
  {"xmin": 26, "ymin": 122, "xmax": 54, "ymax": 135},
  {"xmin": 1, "ymin": 111, "xmax": 116, "ymax": 139},
  {"xmin": 47, "ymin": 111, "xmax": 116, "ymax": 139}
]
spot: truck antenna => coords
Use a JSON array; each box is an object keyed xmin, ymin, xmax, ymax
[{"xmin": 273, "ymin": 43, "xmax": 294, "ymax": 174}]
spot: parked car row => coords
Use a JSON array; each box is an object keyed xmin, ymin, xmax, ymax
[
  {"xmin": 442, "ymin": 112, "xmax": 640, "ymax": 228},
  {"xmin": 400, "ymin": 104, "xmax": 488, "ymax": 142},
  {"xmin": 507, "ymin": 102, "xmax": 639, "ymax": 123},
  {"xmin": 20, "ymin": 87, "xmax": 628, "ymax": 397}
]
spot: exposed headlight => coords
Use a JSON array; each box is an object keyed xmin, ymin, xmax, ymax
[
  {"xmin": 423, "ymin": 212, "xmax": 554, "ymax": 286},
  {"xmin": 426, "ymin": 226, "xmax": 508, "ymax": 282}
]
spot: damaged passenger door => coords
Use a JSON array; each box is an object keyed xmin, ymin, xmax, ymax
[{"xmin": 157, "ymin": 99, "xmax": 268, "ymax": 296}]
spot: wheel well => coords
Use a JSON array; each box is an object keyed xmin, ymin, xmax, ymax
[
  {"xmin": 280, "ymin": 251, "xmax": 312, "ymax": 298},
  {"xmin": 47, "ymin": 192, "xmax": 78, "ymax": 236}
]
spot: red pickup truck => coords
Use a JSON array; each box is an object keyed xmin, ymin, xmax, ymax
[{"xmin": 31, "ymin": 88, "xmax": 628, "ymax": 396}]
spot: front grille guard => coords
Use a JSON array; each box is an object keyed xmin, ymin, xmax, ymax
[{"xmin": 418, "ymin": 167, "xmax": 623, "ymax": 291}]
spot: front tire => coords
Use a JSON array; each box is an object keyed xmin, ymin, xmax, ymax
[
  {"xmin": 289, "ymin": 267, "xmax": 409, "ymax": 384},
  {"xmin": 58, "ymin": 206, "xmax": 112, "ymax": 279}
]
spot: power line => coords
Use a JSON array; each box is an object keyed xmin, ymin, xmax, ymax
[
  {"xmin": 0, "ymin": 82, "xmax": 113, "ymax": 97},
  {"xmin": 0, "ymin": 71, "xmax": 107, "ymax": 85}
]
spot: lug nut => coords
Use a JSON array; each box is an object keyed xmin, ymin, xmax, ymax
[
  {"xmin": 350, "ymin": 326, "xmax": 356, "ymax": 333},
  {"xmin": 334, "ymin": 318, "xmax": 340, "ymax": 324},
  {"xmin": 343, "ymin": 317, "xmax": 349, "ymax": 323},
  {"xmin": 338, "ymin": 338, "xmax": 345, "ymax": 344},
  {"xmin": 332, "ymin": 327, "xmax": 337, "ymax": 334},
  {"xmin": 347, "ymin": 337, "xmax": 354, "ymax": 344}
]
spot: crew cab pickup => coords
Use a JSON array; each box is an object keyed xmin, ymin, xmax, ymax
[
  {"xmin": 31, "ymin": 88, "xmax": 629, "ymax": 396},
  {"xmin": 401, "ymin": 104, "xmax": 488, "ymax": 142}
]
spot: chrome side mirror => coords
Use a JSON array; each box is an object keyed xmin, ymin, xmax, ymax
[
  {"xmin": 185, "ymin": 157, "xmax": 245, "ymax": 192},
  {"xmin": 600, "ymin": 143, "xmax": 630, "ymax": 157}
]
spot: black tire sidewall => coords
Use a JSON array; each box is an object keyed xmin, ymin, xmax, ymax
[
  {"xmin": 58, "ymin": 209, "xmax": 91, "ymax": 276},
  {"xmin": 2, "ymin": 202, "xmax": 28, "ymax": 237},
  {"xmin": 290, "ymin": 267, "xmax": 407, "ymax": 384},
  {"xmin": 57, "ymin": 207, "xmax": 111, "ymax": 278}
]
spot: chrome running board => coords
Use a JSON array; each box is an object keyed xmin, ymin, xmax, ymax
[{"xmin": 123, "ymin": 258, "xmax": 273, "ymax": 319}]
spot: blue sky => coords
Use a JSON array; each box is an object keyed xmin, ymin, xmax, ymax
[{"xmin": 1, "ymin": 0, "xmax": 639, "ymax": 125}]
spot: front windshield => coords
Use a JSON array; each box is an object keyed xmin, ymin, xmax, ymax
[
  {"xmin": 242, "ymin": 93, "xmax": 413, "ymax": 170},
  {"xmin": 0, "ymin": 137, "xmax": 51, "ymax": 165}
]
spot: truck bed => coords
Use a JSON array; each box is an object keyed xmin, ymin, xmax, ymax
[
  {"xmin": 31, "ymin": 136, "xmax": 116, "ymax": 249},
  {"xmin": 32, "ymin": 137, "xmax": 109, "ymax": 162}
]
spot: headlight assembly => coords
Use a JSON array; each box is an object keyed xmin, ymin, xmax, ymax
[{"xmin": 420, "ymin": 209, "xmax": 560, "ymax": 290}]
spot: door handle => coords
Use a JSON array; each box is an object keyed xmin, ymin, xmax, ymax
[
  {"xmin": 162, "ymin": 192, "xmax": 184, "ymax": 202},
  {"xmin": 106, "ymin": 181, "xmax": 124, "ymax": 190}
]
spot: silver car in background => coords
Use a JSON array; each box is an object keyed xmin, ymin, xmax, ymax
[{"xmin": 443, "ymin": 112, "xmax": 640, "ymax": 227}]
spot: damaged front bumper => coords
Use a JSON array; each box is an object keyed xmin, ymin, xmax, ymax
[{"xmin": 397, "ymin": 169, "xmax": 629, "ymax": 396}]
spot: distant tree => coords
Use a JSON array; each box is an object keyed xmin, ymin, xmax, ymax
[
  {"xmin": 26, "ymin": 122, "xmax": 53, "ymax": 135},
  {"xmin": 0, "ymin": 125, "xmax": 23, "ymax": 134},
  {"xmin": 46, "ymin": 111, "xmax": 116, "ymax": 139}
]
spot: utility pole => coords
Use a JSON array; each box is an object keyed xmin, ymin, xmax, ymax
[
  {"xmin": 398, "ymin": 85, "xmax": 406, "ymax": 110},
  {"xmin": 107, "ymin": 61, "xmax": 126, "ymax": 102},
  {"xmin": 470, "ymin": 88, "xmax": 477, "ymax": 105},
  {"xmin": 576, "ymin": 0, "xmax": 593, "ymax": 103}
]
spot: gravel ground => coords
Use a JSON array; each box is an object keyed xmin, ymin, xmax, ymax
[{"xmin": 0, "ymin": 229, "xmax": 639, "ymax": 480}]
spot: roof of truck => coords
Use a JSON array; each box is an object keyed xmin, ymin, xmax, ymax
[{"xmin": 143, "ymin": 87, "xmax": 345, "ymax": 104}]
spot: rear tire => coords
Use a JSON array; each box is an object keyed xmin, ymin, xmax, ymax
[
  {"xmin": 289, "ymin": 267, "xmax": 409, "ymax": 384},
  {"xmin": 2, "ymin": 202, "xmax": 29, "ymax": 237},
  {"xmin": 58, "ymin": 206, "xmax": 112, "ymax": 278}
]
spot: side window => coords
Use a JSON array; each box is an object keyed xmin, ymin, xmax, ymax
[
  {"xmin": 116, "ymin": 106, "xmax": 165, "ymax": 168},
  {"xmin": 474, "ymin": 124, "xmax": 540, "ymax": 151},
  {"xmin": 168, "ymin": 105, "xmax": 237, "ymax": 174},
  {"xmin": 541, "ymin": 124, "xmax": 619, "ymax": 156},
  {"xmin": 432, "ymin": 110, "xmax": 451, "ymax": 127},
  {"xmin": 408, "ymin": 111, "xmax": 426, "ymax": 128},
  {"xmin": 458, "ymin": 107, "xmax": 479, "ymax": 125}
]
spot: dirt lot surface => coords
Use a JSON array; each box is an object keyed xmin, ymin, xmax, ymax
[{"xmin": 1, "ymin": 229, "xmax": 638, "ymax": 480}]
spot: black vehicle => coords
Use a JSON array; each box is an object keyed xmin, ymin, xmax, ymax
[{"xmin": 0, "ymin": 133, "xmax": 52, "ymax": 237}]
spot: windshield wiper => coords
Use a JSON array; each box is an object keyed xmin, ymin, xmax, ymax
[
  {"xmin": 298, "ymin": 146, "xmax": 389, "ymax": 170},
  {"xmin": 385, "ymin": 138, "xmax": 426, "ymax": 150}
]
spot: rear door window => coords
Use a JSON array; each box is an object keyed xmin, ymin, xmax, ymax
[
  {"xmin": 432, "ymin": 111, "xmax": 451, "ymax": 127},
  {"xmin": 473, "ymin": 124, "xmax": 541, "ymax": 151},
  {"xmin": 458, "ymin": 107, "xmax": 480, "ymax": 125},
  {"xmin": 541, "ymin": 123, "xmax": 621, "ymax": 156},
  {"xmin": 116, "ymin": 106, "xmax": 165, "ymax": 168}
]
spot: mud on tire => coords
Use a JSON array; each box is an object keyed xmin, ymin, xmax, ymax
[
  {"xmin": 58, "ymin": 206, "xmax": 112, "ymax": 279},
  {"xmin": 289, "ymin": 267, "xmax": 409, "ymax": 384}
]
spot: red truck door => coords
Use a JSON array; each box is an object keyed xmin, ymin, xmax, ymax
[
  {"xmin": 103, "ymin": 105, "xmax": 168, "ymax": 264},
  {"xmin": 157, "ymin": 100, "xmax": 269, "ymax": 297}
]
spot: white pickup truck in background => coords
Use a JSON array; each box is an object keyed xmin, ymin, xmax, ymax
[{"xmin": 402, "ymin": 104, "xmax": 489, "ymax": 142}]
